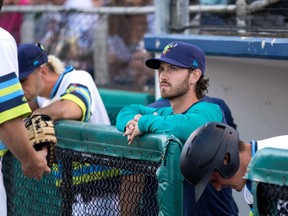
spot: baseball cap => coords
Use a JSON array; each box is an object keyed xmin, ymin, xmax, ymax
[
  {"xmin": 145, "ymin": 41, "xmax": 205, "ymax": 74},
  {"xmin": 18, "ymin": 43, "xmax": 48, "ymax": 80}
]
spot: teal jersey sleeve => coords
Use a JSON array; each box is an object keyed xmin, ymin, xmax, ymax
[
  {"xmin": 116, "ymin": 104, "xmax": 174, "ymax": 132},
  {"xmin": 116, "ymin": 102, "xmax": 223, "ymax": 142}
]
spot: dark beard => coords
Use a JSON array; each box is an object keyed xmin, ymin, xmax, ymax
[{"xmin": 161, "ymin": 74, "xmax": 190, "ymax": 100}]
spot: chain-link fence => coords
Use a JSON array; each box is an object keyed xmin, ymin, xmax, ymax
[
  {"xmin": 3, "ymin": 121, "xmax": 184, "ymax": 216},
  {"xmin": 256, "ymin": 183, "xmax": 288, "ymax": 215}
]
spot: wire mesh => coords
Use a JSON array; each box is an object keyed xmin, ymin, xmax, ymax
[
  {"xmin": 256, "ymin": 182, "xmax": 288, "ymax": 216},
  {"xmin": 3, "ymin": 146, "xmax": 160, "ymax": 216}
]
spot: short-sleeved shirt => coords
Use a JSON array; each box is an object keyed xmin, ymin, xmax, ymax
[
  {"xmin": 0, "ymin": 28, "xmax": 31, "ymax": 156},
  {"xmin": 37, "ymin": 66, "xmax": 110, "ymax": 125}
]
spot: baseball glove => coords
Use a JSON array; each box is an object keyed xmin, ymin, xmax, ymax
[{"xmin": 24, "ymin": 114, "xmax": 57, "ymax": 168}]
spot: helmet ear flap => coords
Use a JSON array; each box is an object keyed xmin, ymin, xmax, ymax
[{"xmin": 216, "ymin": 129, "xmax": 240, "ymax": 179}]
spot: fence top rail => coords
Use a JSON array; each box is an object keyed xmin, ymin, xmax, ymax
[
  {"xmin": 2, "ymin": 4, "xmax": 239, "ymax": 14},
  {"xmin": 2, "ymin": 5, "xmax": 155, "ymax": 14},
  {"xmin": 2, "ymin": 0, "xmax": 283, "ymax": 15},
  {"xmin": 244, "ymin": 147, "xmax": 288, "ymax": 186},
  {"xmin": 54, "ymin": 120, "xmax": 183, "ymax": 162}
]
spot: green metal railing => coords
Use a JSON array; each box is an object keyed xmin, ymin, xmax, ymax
[{"xmin": 3, "ymin": 120, "xmax": 184, "ymax": 216}]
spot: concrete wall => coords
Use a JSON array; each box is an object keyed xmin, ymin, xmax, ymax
[
  {"xmin": 205, "ymin": 56, "xmax": 288, "ymax": 216},
  {"xmin": 206, "ymin": 56, "xmax": 288, "ymax": 142}
]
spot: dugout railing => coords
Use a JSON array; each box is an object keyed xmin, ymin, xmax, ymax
[{"xmin": 3, "ymin": 120, "xmax": 184, "ymax": 216}]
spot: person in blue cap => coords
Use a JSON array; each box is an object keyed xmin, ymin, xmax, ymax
[
  {"xmin": 116, "ymin": 41, "xmax": 238, "ymax": 215},
  {"xmin": 17, "ymin": 43, "xmax": 116, "ymax": 215},
  {"xmin": 17, "ymin": 43, "xmax": 110, "ymax": 125}
]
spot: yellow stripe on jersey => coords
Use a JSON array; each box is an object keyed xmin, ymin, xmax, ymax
[
  {"xmin": 66, "ymin": 84, "xmax": 91, "ymax": 102},
  {"xmin": 0, "ymin": 103, "xmax": 31, "ymax": 125},
  {"xmin": 61, "ymin": 94, "xmax": 87, "ymax": 122},
  {"xmin": 52, "ymin": 162, "xmax": 121, "ymax": 187},
  {"xmin": 0, "ymin": 149, "xmax": 8, "ymax": 157},
  {"xmin": 55, "ymin": 169, "xmax": 121, "ymax": 187}
]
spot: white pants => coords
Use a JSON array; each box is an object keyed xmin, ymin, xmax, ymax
[{"xmin": 0, "ymin": 157, "xmax": 7, "ymax": 216}]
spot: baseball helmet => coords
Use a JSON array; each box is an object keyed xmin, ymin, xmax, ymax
[{"xmin": 180, "ymin": 122, "xmax": 239, "ymax": 202}]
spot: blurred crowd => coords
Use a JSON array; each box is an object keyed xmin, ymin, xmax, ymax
[
  {"xmin": 0, "ymin": 0, "xmax": 287, "ymax": 93},
  {"xmin": 0, "ymin": 0, "xmax": 155, "ymax": 93}
]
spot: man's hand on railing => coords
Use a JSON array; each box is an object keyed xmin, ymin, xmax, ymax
[{"xmin": 124, "ymin": 114, "xmax": 142, "ymax": 145}]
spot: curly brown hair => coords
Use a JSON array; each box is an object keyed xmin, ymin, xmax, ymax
[{"xmin": 195, "ymin": 75, "xmax": 209, "ymax": 99}]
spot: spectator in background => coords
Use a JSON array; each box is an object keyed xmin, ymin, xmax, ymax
[
  {"xmin": 17, "ymin": 43, "xmax": 110, "ymax": 125},
  {"xmin": 108, "ymin": 0, "xmax": 153, "ymax": 88},
  {"xmin": 34, "ymin": 0, "xmax": 105, "ymax": 79},
  {"xmin": 0, "ymin": 2, "xmax": 50, "ymax": 215},
  {"xmin": 0, "ymin": 0, "xmax": 30, "ymax": 43},
  {"xmin": 127, "ymin": 47, "xmax": 155, "ymax": 93},
  {"xmin": 113, "ymin": 41, "xmax": 155, "ymax": 93},
  {"xmin": 33, "ymin": 0, "xmax": 66, "ymax": 57},
  {"xmin": 62, "ymin": 0, "xmax": 104, "ymax": 78}
]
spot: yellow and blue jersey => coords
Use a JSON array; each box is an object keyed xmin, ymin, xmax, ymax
[{"xmin": 0, "ymin": 28, "xmax": 31, "ymax": 156}]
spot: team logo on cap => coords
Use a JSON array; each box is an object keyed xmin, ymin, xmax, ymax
[
  {"xmin": 162, "ymin": 43, "xmax": 177, "ymax": 56},
  {"xmin": 193, "ymin": 60, "xmax": 199, "ymax": 68}
]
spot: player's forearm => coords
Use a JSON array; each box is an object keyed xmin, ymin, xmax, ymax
[
  {"xmin": 33, "ymin": 100, "xmax": 82, "ymax": 121},
  {"xmin": 116, "ymin": 104, "xmax": 154, "ymax": 132},
  {"xmin": 137, "ymin": 111, "xmax": 221, "ymax": 142},
  {"xmin": 28, "ymin": 100, "xmax": 39, "ymax": 111},
  {"xmin": 0, "ymin": 117, "xmax": 38, "ymax": 163}
]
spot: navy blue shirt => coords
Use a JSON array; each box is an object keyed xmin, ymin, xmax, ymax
[{"xmin": 148, "ymin": 96, "xmax": 239, "ymax": 216}]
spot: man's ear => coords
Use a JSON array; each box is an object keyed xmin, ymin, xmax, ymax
[
  {"xmin": 190, "ymin": 69, "xmax": 201, "ymax": 84},
  {"xmin": 39, "ymin": 65, "xmax": 49, "ymax": 79}
]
